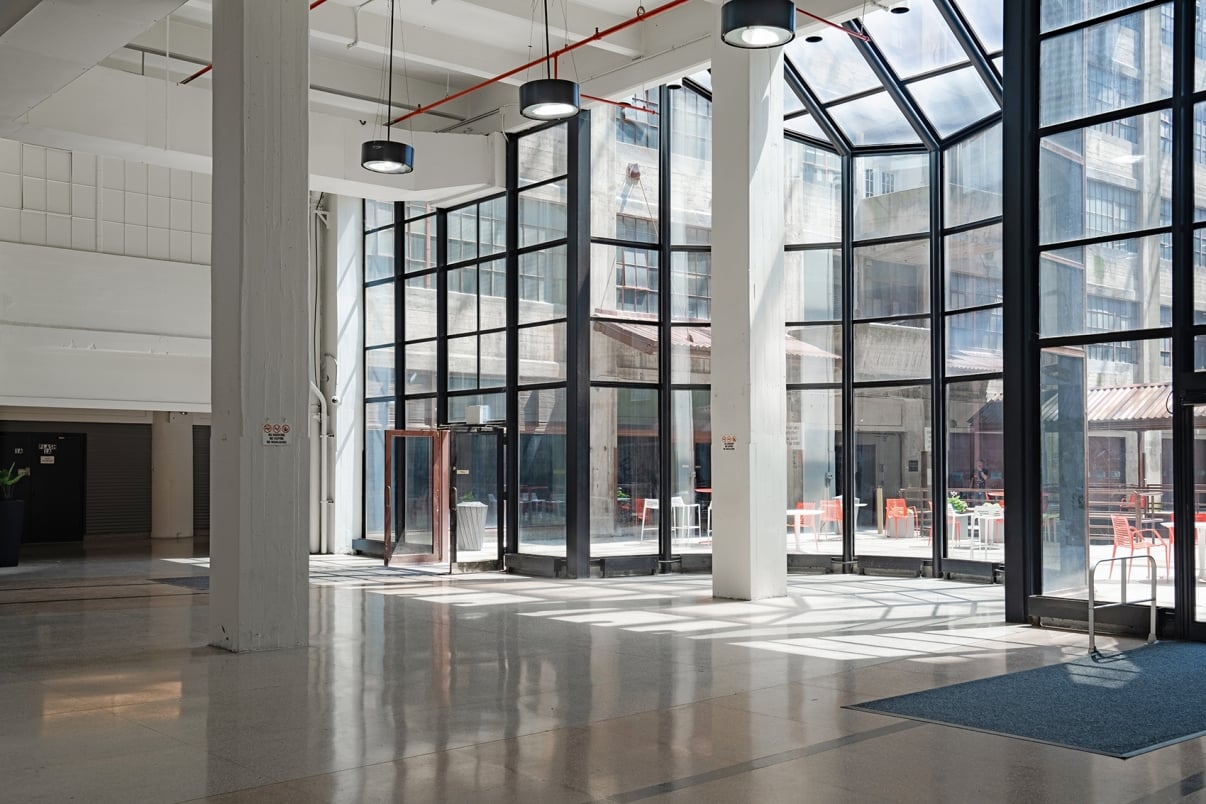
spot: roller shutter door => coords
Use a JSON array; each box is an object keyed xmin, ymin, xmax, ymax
[
  {"xmin": 86, "ymin": 424, "xmax": 151, "ymax": 535},
  {"xmin": 193, "ymin": 425, "xmax": 210, "ymax": 535}
]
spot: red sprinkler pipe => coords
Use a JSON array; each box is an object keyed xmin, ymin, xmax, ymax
[
  {"xmin": 388, "ymin": 0, "xmax": 692, "ymax": 126},
  {"xmin": 796, "ymin": 8, "xmax": 870, "ymax": 41},
  {"xmin": 582, "ymin": 94, "xmax": 658, "ymax": 114},
  {"xmin": 180, "ymin": 0, "xmax": 331, "ymax": 85}
]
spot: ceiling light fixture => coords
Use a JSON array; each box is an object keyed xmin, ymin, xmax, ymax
[
  {"xmin": 520, "ymin": 0, "xmax": 580, "ymax": 120},
  {"xmin": 361, "ymin": 0, "xmax": 414, "ymax": 174},
  {"xmin": 720, "ymin": 0, "xmax": 796, "ymax": 48}
]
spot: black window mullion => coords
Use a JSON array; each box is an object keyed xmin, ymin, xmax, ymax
[
  {"xmin": 846, "ymin": 19, "xmax": 941, "ymax": 151},
  {"xmin": 933, "ymin": 0, "xmax": 1004, "ymax": 104},
  {"xmin": 784, "ymin": 60, "xmax": 852, "ymax": 156},
  {"xmin": 658, "ymin": 84, "xmax": 674, "ymax": 563}
]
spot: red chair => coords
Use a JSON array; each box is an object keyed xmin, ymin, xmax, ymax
[
  {"xmin": 818, "ymin": 498, "xmax": 843, "ymax": 537},
  {"xmin": 885, "ymin": 498, "xmax": 916, "ymax": 538},
  {"xmin": 1109, "ymin": 514, "xmax": 1166, "ymax": 579}
]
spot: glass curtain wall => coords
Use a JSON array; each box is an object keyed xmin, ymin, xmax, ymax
[
  {"xmin": 587, "ymin": 81, "xmax": 715, "ymax": 558},
  {"xmin": 783, "ymin": 0, "xmax": 1003, "ymax": 569},
  {"xmin": 515, "ymin": 123, "xmax": 570, "ymax": 555},
  {"xmin": 1029, "ymin": 0, "xmax": 1206, "ymax": 612},
  {"xmin": 589, "ymin": 89, "xmax": 662, "ymax": 555},
  {"xmin": 669, "ymin": 80, "xmax": 714, "ymax": 557},
  {"xmin": 363, "ymin": 199, "xmax": 398, "ymax": 539}
]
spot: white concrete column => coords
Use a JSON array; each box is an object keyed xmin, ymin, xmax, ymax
[
  {"xmin": 209, "ymin": 0, "xmax": 311, "ymax": 652},
  {"xmin": 710, "ymin": 32, "xmax": 788, "ymax": 601},
  {"xmin": 151, "ymin": 411, "xmax": 193, "ymax": 539},
  {"xmin": 332, "ymin": 194, "xmax": 364, "ymax": 554}
]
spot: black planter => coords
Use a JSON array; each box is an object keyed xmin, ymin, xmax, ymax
[{"xmin": 0, "ymin": 499, "xmax": 23, "ymax": 567}]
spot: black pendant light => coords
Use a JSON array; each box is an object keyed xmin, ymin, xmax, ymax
[
  {"xmin": 362, "ymin": 0, "xmax": 414, "ymax": 174},
  {"xmin": 720, "ymin": 0, "xmax": 796, "ymax": 49},
  {"xmin": 520, "ymin": 0, "xmax": 580, "ymax": 121}
]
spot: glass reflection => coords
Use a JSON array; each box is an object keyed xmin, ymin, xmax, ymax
[
  {"xmin": 786, "ymin": 388, "xmax": 842, "ymax": 556},
  {"xmin": 946, "ymin": 379, "xmax": 1004, "ymax": 557},
  {"xmin": 954, "ymin": 0, "xmax": 1003, "ymax": 53},
  {"xmin": 671, "ymin": 389, "xmax": 712, "ymax": 555},
  {"xmin": 1039, "ymin": 111, "xmax": 1171, "ymax": 247},
  {"xmin": 946, "ymin": 223, "xmax": 1003, "ymax": 309},
  {"xmin": 854, "ymin": 239, "xmax": 931, "ymax": 318},
  {"xmin": 854, "ymin": 319, "xmax": 932, "ymax": 382},
  {"xmin": 786, "ymin": 141, "xmax": 841, "ymax": 244},
  {"xmin": 591, "ymin": 94, "xmax": 660, "ymax": 241},
  {"xmin": 907, "ymin": 66, "xmax": 999, "ymax": 138},
  {"xmin": 589, "ymin": 387, "xmax": 659, "ymax": 555},
  {"xmin": 1040, "ymin": 6, "xmax": 1172, "ymax": 130},
  {"xmin": 784, "ymin": 27, "xmax": 880, "ymax": 102},
  {"xmin": 853, "ymin": 385, "xmax": 933, "ymax": 556},
  {"xmin": 853, "ymin": 153, "xmax": 931, "ymax": 239},
  {"xmin": 829, "ymin": 92, "xmax": 923, "ymax": 147},
  {"xmin": 784, "ymin": 249, "xmax": 841, "ymax": 322},
  {"xmin": 1040, "ymin": 342, "xmax": 1174, "ymax": 605},
  {"xmin": 863, "ymin": 0, "xmax": 969, "ymax": 79},
  {"xmin": 517, "ymin": 387, "xmax": 567, "ymax": 555},
  {"xmin": 945, "ymin": 124, "xmax": 1002, "ymax": 227}
]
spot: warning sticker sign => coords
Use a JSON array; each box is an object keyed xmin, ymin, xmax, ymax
[{"xmin": 261, "ymin": 422, "xmax": 292, "ymax": 446}]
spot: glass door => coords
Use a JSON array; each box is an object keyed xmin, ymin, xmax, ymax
[
  {"xmin": 449, "ymin": 426, "xmax": 505, "ymax": 569},
  {"xmin": 383, "ymin": 429, "xmax": 449, "ymax": 566},
  {"xmin": 1187, "ymin": 405, "xmax": 1206, "ymax": 629}
]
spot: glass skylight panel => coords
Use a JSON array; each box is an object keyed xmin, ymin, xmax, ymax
[
  {"xmin": 862, "ymin": 0, "xmax": 967, "ymax": 80},
  {"xmin": 784, "ymin": 85, "xmax": 805, "ymax": 117},
  {"xmin": 908, "ymin": 65, "xmax": 999, "ymax": 138},
  {"xmin": 1040, "ymin": 0, "xmax": 1146, "ymax": 33},
  {"xmin": 785, "ymin": 113, "xmax": 828, "ymax": 142},
  {"xmin": 686, "ymin": 70, "xmax": 711, "ymax": 94},
  {"xmin": 954, "ymin": 0, "xmax": 1003, "ymax": 54},
  {"xmin": 784, "ymin": 27, "xmax": 880, "ymax": 103},
  {"xmin": 827, "ymin": 91, "xmax": 921, "ymax": 147}
]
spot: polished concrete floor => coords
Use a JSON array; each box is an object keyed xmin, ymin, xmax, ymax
[{"xmin": 0, "ymin": 538, "xmax": 1200, "ymax": 803}]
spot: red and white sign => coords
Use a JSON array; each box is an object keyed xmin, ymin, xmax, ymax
[{"xmin": 261, "ymin": 421, "xmax": 292, "ymax": 446}]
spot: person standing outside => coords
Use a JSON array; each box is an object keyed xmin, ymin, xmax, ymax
[{"xmin": 971, "ymin": 458, "xmax": 989, "ymax": 503}]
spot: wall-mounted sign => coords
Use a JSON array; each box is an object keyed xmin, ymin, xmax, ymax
[
  {"xmin": 261, "ymin": 422, "xmax": 292, "ymax": 446},
  {"xmin": 40, "ymin": 456, "xmax": 54, "ymax": 464},
  {"xmin": 721, "ymin": 434, "xmax": 737, "ymax": 452},
  {"xmin": 907, "ymin": 459, "xmax": 919, "ymax": 472}
]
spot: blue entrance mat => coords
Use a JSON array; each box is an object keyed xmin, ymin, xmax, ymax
[{"xmin": 847, "ymin": 641, "xmax": 1206, "ymax": 758}]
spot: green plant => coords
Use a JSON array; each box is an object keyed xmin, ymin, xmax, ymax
[
  {"xmin": 459, "ymin": 490, "xmax": 477, "ymax": 502},
  {"xmin": 947, "ymin": 494, "xmax": 967, "ymax": 514},
  {"xmin": 0, "ymin": 463, "xmax": 24, "ymax": 500},
  {"xmin": 616, "ymin": 488, "xmax": 630, "ymax": 500}
]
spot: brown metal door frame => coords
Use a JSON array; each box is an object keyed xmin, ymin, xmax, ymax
[{"xmin": 383, "ymin": 429, "xmax": 449, "ymax": 565}]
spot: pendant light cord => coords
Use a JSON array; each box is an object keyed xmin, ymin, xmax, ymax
[
  {"xmin": 386, "ymin": 0, "xmax": 395, "ymax": 142},
  {"xmin": 543, "ymin": 0, "xmax": 552, "ymax": 79}
]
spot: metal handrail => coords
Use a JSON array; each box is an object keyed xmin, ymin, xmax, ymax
[{"xmin": 1087, "ymin": 555, "xmax": 1157, "ymax": 654}]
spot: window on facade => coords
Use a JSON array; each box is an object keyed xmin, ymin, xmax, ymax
[
  {"xmin": 671, "ymin": 90, "xmax": 711, "ymax": 162},
  {"xmin": 616, "ymin": 102, "xmax": 659, "ymax": 149},
  {"xmin": 1085, "ymin": 180, "xmax": 1138, "ymax": 248}
]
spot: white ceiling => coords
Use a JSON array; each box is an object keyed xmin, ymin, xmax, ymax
[{"xmin": 0, "ymin": 0, "xmax": 861, "ymax": 201}]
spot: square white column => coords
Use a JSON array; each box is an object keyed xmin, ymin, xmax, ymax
[
  {"xmin": 209, "ymin": 0, "xmax": 311, "ymax": 651},
  {"xmin": 710, "ymin": 32, "xmax": 788, "ymax": 601}
]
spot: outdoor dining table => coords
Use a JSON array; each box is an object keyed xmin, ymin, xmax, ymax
[
  {"xmin": 1159, "ymin": 519, "xmax": 1206, "ymax": 581},
  {"xmin": 786, "ymin": 507, "xmax": 822, "ymax": 549}
]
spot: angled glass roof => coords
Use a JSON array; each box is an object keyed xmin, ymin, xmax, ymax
[
  {"xmin": 782, "ymin": 0, "xmax": 1002, "ymax": 150},
  {"xmin": 861, "ymin": 1, "xmax": 968, "ymax": 80},
  {"xmin": 784, "ymin": 113, "xmax": 828, "ymax": 142},
  {"xmin": 828, "ymin": 91, "xmax": 922, "ymax": 147},
  {"xmin": 784, "ymin": 29, "xmax": 880, "ymax": 103},
  {"xmin": 954, "ymin": 0, "xmax": 1003, "ymax": 54},
  {"xmin": 908, "ymin": 65, "xmax": 998, "ymax": 137}
]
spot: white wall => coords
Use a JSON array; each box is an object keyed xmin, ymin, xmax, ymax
[{"xmin": 0, "ymin": 240, "xmax": 210, "ymax": 411}]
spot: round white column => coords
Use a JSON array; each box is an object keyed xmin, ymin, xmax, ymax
[{"xmin": 151, "ymin": 411, "xmax": 194, "ymax": 539}]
